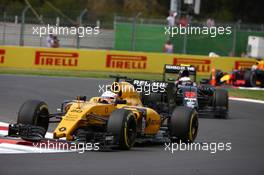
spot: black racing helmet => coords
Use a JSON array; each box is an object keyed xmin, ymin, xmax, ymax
[{"xmin": 179, "ymin": 69, "xmax": 190, "ymax": 78}]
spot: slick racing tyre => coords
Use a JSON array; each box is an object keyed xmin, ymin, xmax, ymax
[
  {"xmin": 169, "ymin": 106, "xmax": 198, "ymax": 143},
  {"xmin": 213, "ymin": 89, "xmax": 229, "ymax": 118},
  {"xmin": 17, "ymin": 100, "xmax": 50, "ymax": 139},
  {"xmin": 244, "ymin": 70, "xmax": 257, "ymax": 87},
  {"xmin": 107, "ymin": 109, "xmax": 137, "ymax": 150}
]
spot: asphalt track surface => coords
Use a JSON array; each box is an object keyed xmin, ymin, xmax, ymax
[{"xmin": 0, "ymin": 75, "xmax": 264, "ymax": 175}]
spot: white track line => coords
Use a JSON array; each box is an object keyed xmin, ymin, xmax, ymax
[
  {"xmin": 229, "ymin": 97, "xmax": 264, "ymax": 104},
  {"xmin": 0, "ymin": 130, "xmax": 7, "ymax": 136},
  {"xmin": 0, "ymin": 122, "xmax": 8, "ymax": 136},
  {"xmin": 238, "ymin": 87, "xmax": 264, "ymax": 91},
  {"xmin": 0, "ymin": 122, "xmax": 9, "ymax": 127}
]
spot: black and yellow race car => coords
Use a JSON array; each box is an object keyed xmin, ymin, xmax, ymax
[
  {"xmin": 8, "ymin": 76, "xmax": 198, "ymax": 150},
  {"xmin": 128, "ymin": 64, "xmax": 229, "ymax": 119}
]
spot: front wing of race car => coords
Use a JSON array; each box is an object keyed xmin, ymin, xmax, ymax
[{"xmin": 7, "ymin": 123, "xmax": 116, "ymax": 146}]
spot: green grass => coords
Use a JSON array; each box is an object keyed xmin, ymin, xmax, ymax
[
  {"xmin": 1, "ymin": 68, "xmax": 264, "ymax": 101},
  {"xmin": 228, "ymin": 88, "xmax": 264, "ymax": 101}
]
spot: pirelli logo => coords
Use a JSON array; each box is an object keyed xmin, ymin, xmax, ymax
[
  {"xmin": 0, "ymin": 49, "xmax": 5, "ymax": 64},
  {"xmin": 106, "ymin": 54, "xmax": 147, "ymax": 70},
  {"xmin": 234, "ymin": 61, "xmax": 255, "ymax": 69},
  {"xmin": 35, "ymin": 51, "xmax": 79, "ymax": 67},
  {"xmin": 173, "ymin": 58, "xmax": 211, "ymax": 73}
]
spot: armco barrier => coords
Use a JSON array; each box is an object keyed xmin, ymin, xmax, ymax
[{"xmin": 0, "ymin": 46, "xmax": 257, "ymax": 76}]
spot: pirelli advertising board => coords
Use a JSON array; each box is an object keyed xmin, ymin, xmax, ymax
[{"xmin": 0, "ymin": 46, "xmax": 256, "ymax": 76}]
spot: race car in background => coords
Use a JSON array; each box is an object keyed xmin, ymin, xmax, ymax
[
  {"xmin": 128, "ymin": 64, "xmax": 229, "ymax": 119},
  {"xmin": 211, "ymin": 60, "xmax": 264, "ymax": 87},
  {"xmin": 7, "ymin": 76, "xmax": 199, "ymax": 150}
]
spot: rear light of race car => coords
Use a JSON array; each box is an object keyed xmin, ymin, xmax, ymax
[
  {"xmin": 234, "ymin": 80, "xmax": 245, "ymax": 86},
  {"xmin": 184, "ymin": 91, "xmax": 196, "ymax": 98}
]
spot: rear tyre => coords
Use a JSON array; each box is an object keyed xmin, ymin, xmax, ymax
[
  {"xmin": 17, "ymin": 100, "xmax": 50, "ymax": 140},
  {"xmin": 213, "ymin": 89, "xmax": 229, "ymax": 118},
  {"xmin": 244, "ymin": 70, "xmax": 256, "ymax": 87},
  {"xmin": 107, "ymin": 109, "xmax": 137, "ymax": 150},
  {"xmin": 169, "ymin": 106, "xmax": 198, "ymax": 143}
]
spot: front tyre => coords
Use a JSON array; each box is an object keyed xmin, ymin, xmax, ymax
[
  {"xmin": 17, "ymin": 100, "xmax": 50, "ymax": 140},
  {"xmin": 107, "ymin": 109, "xmax": 137, "ymax": 150}
]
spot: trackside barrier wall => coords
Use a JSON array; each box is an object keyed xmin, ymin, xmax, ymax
[{"xmin": 0, "ymin": 46, "xmax": 257, "ymax": 76}]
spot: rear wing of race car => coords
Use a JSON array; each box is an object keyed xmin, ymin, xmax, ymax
[
  {"xmin": 109, "ymin": 75, "xmax": 176, "ymax": 98},
  {"xmin": 125, "ymin": 79, "xmax": 176, "ymax": 107},
  {"xmin": 126, "ymin": 79, "xmax": 169, "ymax": 94},
  {"xmin": 109, "ymin": 75, "xmax": 169, "ymax": 94},
  {"xmin": 110, "ymin": 76, "xmax": 176, "ymax": 107},
  {"xmin": 163, "ymin": 64, "xmax": 197, "ymax": 82}
]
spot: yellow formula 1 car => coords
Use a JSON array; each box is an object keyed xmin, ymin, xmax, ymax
[{"xmin": 8, "ymin": 76, "xmax": 198, "ymax": 150}]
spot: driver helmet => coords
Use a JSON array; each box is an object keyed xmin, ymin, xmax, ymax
[
  {"xmin": 178, "ymin": 69, "xmax": 192, "ymax": 85},
  {"xmin": 100, "ymin": 91, "xmax": 118, "ymax": 103},
  {"xmin": 179, "ymin": 69, "xmax": 190, "ymax": 78}
]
